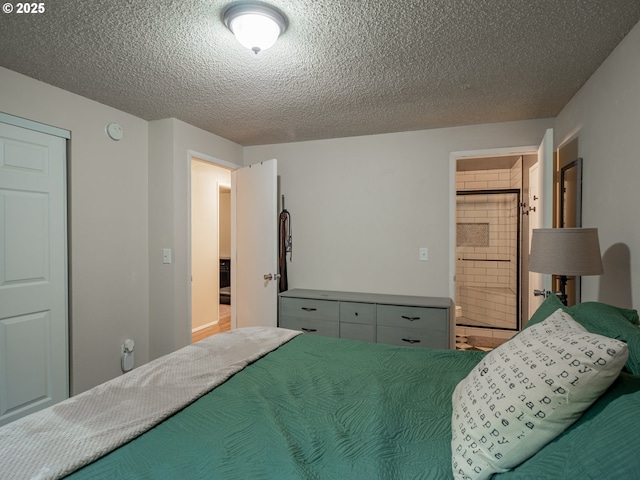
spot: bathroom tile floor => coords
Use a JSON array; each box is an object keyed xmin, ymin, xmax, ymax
[{"xmin": 455, "ymin": 334, "xmax": 507, "ymax": 351}]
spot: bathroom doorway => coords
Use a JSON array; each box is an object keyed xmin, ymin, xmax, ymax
[
  {"xmin": 456, "ymin": 188, "xmax": 520, "ymax": 330},
  {"xmin": 453, "ymin": 153, "xmax": 539, "ymax": 348}
]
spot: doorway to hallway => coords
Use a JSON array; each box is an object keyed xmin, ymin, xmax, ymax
[{"xmin": 190, "ymin": 157, "xmax": 232, "ymax": 342}]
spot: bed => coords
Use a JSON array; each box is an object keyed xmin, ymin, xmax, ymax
[{"xmin": 2, "ymin": 295, "xmax": 640, "ymax": 479}]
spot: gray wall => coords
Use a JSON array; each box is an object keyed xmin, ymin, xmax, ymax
[
  {"xmin": 244, "ymin": 119, "xmax": 553, "ymax": 298},
  {"xmin": 0, "ymin": 67, "xmax": 150, "ymax": 395},
  {"xmin": 0, "ymin": 18, "xmax": 638, "ymax": 394},
  {"xmin": 148, "ymin": 119, "xmax": 242, "ymax": 362},
  {"xmin": 554, "ymin": 20, "xmax": 640, "ymax": 309}
]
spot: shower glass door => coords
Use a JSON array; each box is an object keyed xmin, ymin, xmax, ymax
[{"xmin": 455, "ymin": 190, "xmax": 520, "ymax": 330}]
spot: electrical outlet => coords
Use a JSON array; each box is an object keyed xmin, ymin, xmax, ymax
[
  {"xmin": 121, "ymin": 350, "xmax": 134, "ymax": 372},
  {"xmin": 121, "ymin": 339, "xmax": 135, "ymax": 373}
]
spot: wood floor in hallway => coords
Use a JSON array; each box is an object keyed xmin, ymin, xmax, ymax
[{"xmin": 192, "ymin": 304, "xmax": 231, "ymax": 343}]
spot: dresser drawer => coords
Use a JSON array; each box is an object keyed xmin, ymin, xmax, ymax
[
  {"xmin": 376, "ymin": 305, "xmax": 447, "ymax": 331},
  {"xmin": 279, "ymin": 289, "xmax": 452, "ymax": 348},
  {"xmin": 340, "ymin": 323, "xmax": 375, "ymax": 342},
  {"xmin": 377, "ymin": 326, "xmax": 447, "ymax": 349},
  {"xmin": 280, "ymin": 316, "xmax": 339, "ymax": 338},
  {"xmin": 339, "ymin": 302, "xmax": 375, "ymax": 325},
  {"xmin": 280, "ymin": 297, "xmax": 339, "ymax": 321}
]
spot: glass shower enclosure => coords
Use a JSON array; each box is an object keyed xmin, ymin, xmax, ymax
[{"xmin": 455, "ymin": 189, "xmax": 521, "ymax": 331}]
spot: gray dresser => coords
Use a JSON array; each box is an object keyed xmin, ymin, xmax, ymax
[{"xmin": 279, "ymin": 289, "xmax": 454, "ymax": 349}]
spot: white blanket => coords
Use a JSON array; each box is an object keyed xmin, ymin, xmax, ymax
[{"xmin": 0, "ymin": 327, "xmax": 301, "ymax": 480}]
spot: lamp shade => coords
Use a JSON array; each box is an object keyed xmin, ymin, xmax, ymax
[
  {"xmin": 223, "ymin": 2, "xmax": 287, "ymax": 54},
  {"xmin": 529, "ymin": 228, "xmax": 604, "ymax": 276}
]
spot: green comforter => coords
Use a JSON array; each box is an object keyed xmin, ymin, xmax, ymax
[{"xmin": 67, "ymin": 334, "xmax": 640, "ymax": 479}]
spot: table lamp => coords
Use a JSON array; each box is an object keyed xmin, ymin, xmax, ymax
[{"xmin": 529, "ymin": 228, "xmax": 604, "ymax": 305}]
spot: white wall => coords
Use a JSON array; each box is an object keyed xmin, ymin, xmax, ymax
[
  {"xmin": 147, "ymin": 119, "xmax": 175, "ymax": 361},
  {"xmin": 244, "ymin": 119, "xmax": 554, "ymax": 298},
  {"xmin": 554, "ymin": 20, "xmax": 640, "ymax": 309},
  {"xmin": 0, "ymin": 67, "xmax": 149, "ymax": 395},
  {"xmin": 191, "ymin": 159, "xmax": 231, "ymax": 330},
  {"xmin": 3, "ymin": 16, "xmax": 637, "ymax": 394},
  {"xmin": 0, "ymin": 68, "xmax": 242, "ymax": 393},
  {"xmin": 148, "ymin": 118, "xmax": 242, "ymax": 361},
  {"xmin": 219, "ymin": 190, "xmax": 232, "ymax": 258}
]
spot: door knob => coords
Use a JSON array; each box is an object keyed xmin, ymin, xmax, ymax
[
  {"xmin": 263, "ymin": 273, "xmax": 281, "ymax": 281},
  {"xmin": 533, "ymin": 289, "xmax": 547, "ymax": 297}
]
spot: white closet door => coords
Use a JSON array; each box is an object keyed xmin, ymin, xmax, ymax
[{"xmin": 0, "ymin": 120, "xmax": 68, "ymax": 426}]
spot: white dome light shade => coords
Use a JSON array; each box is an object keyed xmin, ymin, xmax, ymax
[
  {"xmin": 229, "ymin": 13, "xmax": 280, "ymax": 52},
  {"xmin": 223, "ymin": 3, "xmax": 287, "ymax": 54}
]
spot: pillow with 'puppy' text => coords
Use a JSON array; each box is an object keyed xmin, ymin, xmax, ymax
[{"xmin": 451, "ymin": 308, "xmax": 628, "ymax": 479}]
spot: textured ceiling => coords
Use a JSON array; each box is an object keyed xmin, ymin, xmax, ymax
[{"xmin": 1, "ymin": 1, "xmax": 639, "ymax": 146}]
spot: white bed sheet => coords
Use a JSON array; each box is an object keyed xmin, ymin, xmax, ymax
[{"xmin": 0, "ymin": 327, "xmax": 300, "ymax": 480}]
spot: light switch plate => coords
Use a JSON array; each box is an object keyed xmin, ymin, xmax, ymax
[
  {"xmin": 419, "ymin": 247, "xmax": 429, "ymax": 261},
  {"xmin": 162, "ymin": 248, "xmax": 172, "ymax": 264}
]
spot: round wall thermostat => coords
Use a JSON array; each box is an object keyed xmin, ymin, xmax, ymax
[{"xmin": 106, "ymin": 122, "xmax": 124, "ymax": 141}]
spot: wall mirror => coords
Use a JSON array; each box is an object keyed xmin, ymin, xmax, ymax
[
  {"xmin": 560, "ymin": 158, "xmax": 582, "ymax": 228},
  {"xmin": 559, "ymin": 157, "xmax": 583, "ymax": 304}
]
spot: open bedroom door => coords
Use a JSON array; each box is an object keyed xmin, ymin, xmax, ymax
[
  {"xmin": 528, "ymin": 128, "xmax": 554, "ymax": 318},
  {"xmin": 231, "ymin": 159, "xmax": 278, "ymax": 329}
]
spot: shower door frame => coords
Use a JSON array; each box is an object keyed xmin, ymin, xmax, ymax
[{"xmin": 455, "ymin": 188, "xmax": 522, "ymax": 331}]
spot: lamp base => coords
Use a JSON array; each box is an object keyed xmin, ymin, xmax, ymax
[
  {"xmin": 558, "ymin": 275, "xmax": 569, "ymax": 306},
  {"xmin": 554, "ymin": 291, "xmax": 568, "ymax": 306}
]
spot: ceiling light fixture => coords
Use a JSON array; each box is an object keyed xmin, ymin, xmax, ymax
[{"xmin": 223, "ymin": 2, "xmax": 288, "ymax": 54}]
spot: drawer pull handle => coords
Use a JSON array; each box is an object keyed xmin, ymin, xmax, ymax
[
  {"xmin": 401, "ymin": 316, "xmax": 421, "ymax": 321},
  {"xmin": 301, "ymin": 327, "xmax": 317, "ymax": 333},
  {"xmin": 301, "ymin": 307, "xmax": 317, "ymax": 312},
  {"xmin": 402, "ymin": 338, "xmax": 421, "ymax": 344}
]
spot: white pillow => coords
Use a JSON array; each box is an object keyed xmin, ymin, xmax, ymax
[{"xmin": 451, "ymin": 308, "xmax": 628, "ymax": 479}]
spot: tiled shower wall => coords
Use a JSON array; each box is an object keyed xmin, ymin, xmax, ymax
[{"xmin": 455, "ymin": 159, "xmax": 521, "ymax": 330}]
